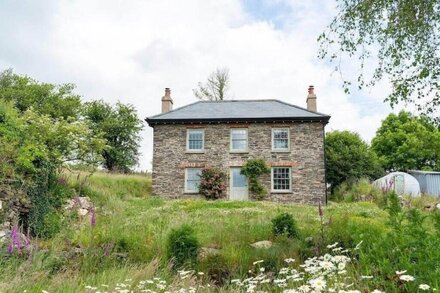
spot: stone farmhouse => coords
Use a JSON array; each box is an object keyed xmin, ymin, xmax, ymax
[{"xmin": 146, "ymin": 86, "xmax": 330, "ymax": 204}]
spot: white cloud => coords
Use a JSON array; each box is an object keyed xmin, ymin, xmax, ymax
[{"xmin": 0, "ymin": 0, "xmax": 396, "ymax": 170}]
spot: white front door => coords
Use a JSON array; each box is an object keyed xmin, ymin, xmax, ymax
[{"xmin": 230, "ymin": 168, "xmax": 249, "ymax": 200}]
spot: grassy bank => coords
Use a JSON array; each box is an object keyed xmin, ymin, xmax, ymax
[{"xmin": 0, "ymin": 172, "xmax": 438, "ymax": 292}]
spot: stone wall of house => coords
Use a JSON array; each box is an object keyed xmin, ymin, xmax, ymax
[{"xmin": 152, "ymin": 122, "xmax": 326, "ymax": 204}]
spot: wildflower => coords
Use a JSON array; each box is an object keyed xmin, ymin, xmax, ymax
[
  {"xmin": 361, "ymin": 275, "xmax": 373, "ymax": 279},
  {"xmin": 297, "ymin": 284, "xmax": 311, "ymax": 292},
  {"xmin": 399, "ymin": 275, "xmax": 415, "ymax": 282},
  {"xmin": 253, "ymin": 260, "xmax": 264, "ymax": 265},
  {"xmin": 320, "ymin": 260, "xmax": 335, "ymax": 271},
  {"xmin": 419, "ymin": 284, "xmax": 430, "ymax": 291},
  {"xmin": 197, "ymin": 272, "xmax": 204, "ymax": 275},
  {"xmin": 284, "ymin": 258, "xmax": 295, "ymax": 263},
  {"xmin": 327, "ymin": 242, "xmax": 339, "ymax": 249},
  {"xmin": 309, "ymin": 277, "xmax": 326, "ymax": 290},
  {"xmin": 395, "ymin": 270, "xmax": 407, "ymax": 275},
  {"xmin": 371, "ymin": 290, "xmax": 384, "ymax": 293},
  {"xmin": 279, "ymin": 267, "xmax": 290, "ymax": 274}
]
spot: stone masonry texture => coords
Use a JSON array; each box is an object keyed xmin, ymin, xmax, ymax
[{"xmin": 151, "ymin": 122, "xmax": 326, "ymax": 204}]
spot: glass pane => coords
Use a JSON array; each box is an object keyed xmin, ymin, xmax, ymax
[
  {"xmin": 232, "ymin": 139, "xmax": 247, "ymax": 150},
  {"xmin": 231, "ymin": 129, "xmax": 247, "ymax": 150},
  {"xmin": 273, "ymin": 168, "xmax": 290, "ymax": 190},
  {"xmin": 231, "ymin": 129, "xmax": 247, "ymax": 140},
  {"xmin": 186, "ymin": 168, "xmax": 201, "ymax": 191},
  {"xmin": 232, "ymin": 169, "xmax": 247, "ymax": 187},
  {"xmin": 273, "ymin": 129, "xmax": 288, "ymax": 149},
  {"xmin": 188, "ymin": 130, "xmax": 203, "ymax": 150},
  {"xmin": 274, "ymin": 139, "xmax": 288, "ymax": 149},
  {"xmin": 273, "ymin": 129, "xmax": 288, "ymax": 139}
]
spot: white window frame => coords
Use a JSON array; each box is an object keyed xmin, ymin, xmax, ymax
[
  {"xmin": 184, "ymin": 168, "xmax": 202, "ymax": 193},
  {"xmin": 271, "ymin": 167, "xmax": 292, "ymax": 192},
  {"xmin": 186, "ymin": 129, "xmax": 205, "ymax": 152},
  {"xmin": 230, "ymin": 128, "xmax": 248, "ymax": 153},
  {"xmin": 272, "ymin": 128, "xmax": 290, "ymax": 152}
]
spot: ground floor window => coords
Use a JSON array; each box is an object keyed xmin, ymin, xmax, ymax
[
  {"xmin": 185, "ymin": 168, "xmax": 202, "ymax": 193},
  {"xmin": 271, "ymin": 167, "xmax": 291, "ymax": 192}
]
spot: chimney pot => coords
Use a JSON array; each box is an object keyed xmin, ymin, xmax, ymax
[
  {"xmin": 306, "ymin": 85, "xmax": 317, "ymax": 112},
  {"xmin": 161, "ymin": 87, "xmax": 173, "ymax": 113}
]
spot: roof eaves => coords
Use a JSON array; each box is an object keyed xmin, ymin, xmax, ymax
[{"xmin": 146, "ymin": 115, "xmax": 331, "ymax": 126}]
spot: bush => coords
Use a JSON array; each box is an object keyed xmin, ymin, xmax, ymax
[
  {"xmin": 332, "ymin": 178, "xmax": 386, "ymax": 206},
  {"xmin": 198, "ymin": 168, "xmax": 227, "ymax": 200},
  {"xmin": 166, "ymin": 225, "xmax": 200, "ymax": 269},
  {"xmin": 271, "ymin": 213, "xmax": 299, "ymax": 239}
]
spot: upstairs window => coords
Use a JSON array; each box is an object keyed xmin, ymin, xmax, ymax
[
  {"xmin": 271, "ymin": 167, "xmax": 291, "ymax": 192},
  {"xmin": 185, "ymin": 168, "xmax": 201, "ymax": 193},
  {"xmin": 187, "ymin": 129, "xmax": 204, "ymax": 151},
  {"xmin": 230, "ymin": 128, "xmax": 248, "ymax": 152},
  {"xmin": 272, "ymin": 128, "xmax": 290, "ymax": 151}
]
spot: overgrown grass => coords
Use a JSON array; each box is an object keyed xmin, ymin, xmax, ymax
[{"xmin": 0, "ymin": 172, "xmax": 438, "ymax": 292}]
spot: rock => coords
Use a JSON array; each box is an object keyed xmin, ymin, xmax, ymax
[
  {"xmin": 77, "ymin": 208, "xmax": 88, "ymax": 216},
  {"xmin": 64, "ymin": 197, "xmax": 93, "ymax": 216},
  {"xmin": 251, "ymin": 240, "xmax": 272, "ymax": 249},
  {"xmin": 424, "ymin": 205, "xmax": 435, "ymax": 212},
  {"xmin": 199, "ymin": 247, "xmax": 220, "ymax": 259},
  {"xmin": 0, "ymin": 230, "xmax": 8, "ymax": 243}
]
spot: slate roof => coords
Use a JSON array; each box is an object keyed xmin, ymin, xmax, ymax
[{"xmin": 146, "ymin": 99, "xmax": 330, "ymax": 125}]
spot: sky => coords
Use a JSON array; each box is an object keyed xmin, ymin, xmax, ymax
[{"xmin": 0, "ymin": 0, "xmax": 397, "ymax": 171}]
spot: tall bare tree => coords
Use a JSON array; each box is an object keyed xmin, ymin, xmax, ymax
[{"xmin": 193, "ymin": 68, "xmax": 230, "ymax": 101}]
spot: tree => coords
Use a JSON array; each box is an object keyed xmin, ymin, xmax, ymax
[
  {"xmin": 0, "ymin": 69, "xmax": 82, "ymax": 119},
  {"xmin": 83, "ymin": 100, "xmax": 143, "ymax": 173},
  {"xmin": 193, "ymin": 68, "xmax": 230, "ymax": 101},
  {"xmin": 326, "ymin": 130, "xmax": 383, "ymax": 190},
  {"xmin": 318, "ymin": 1, "xmax": 440, "ymax": 121},
  {"xmin": 371, "ymin": 111, "xmax": 440, "ymax": 171}
]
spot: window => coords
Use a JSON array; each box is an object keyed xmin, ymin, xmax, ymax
[
  {"xmin": 271, "ymin": 167, "xmax": 291, "ymax": 192},
  {"xmin": 187, "ymin": 129, "xmax": 204, "ymax": 151},
  {"xmin": 230, "ymin": 128, "xmax": 248, "ymax": 152},
  {"xmin": 272, "ymin": 128, "xmax": 289, "ymax": 151},
  {"xmin": 185, "ymin": 168, "xmax": 201, "ymax": 193}
]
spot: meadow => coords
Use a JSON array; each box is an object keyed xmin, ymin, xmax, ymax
[{"xmin": 0, "ymin": 172, "xmax": 439, "ymax": 292}]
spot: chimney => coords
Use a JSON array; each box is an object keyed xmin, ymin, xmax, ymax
[
  {"xmin": 161, "ymin": 87, "xmax": 173, "ymax": 113},
  {"xmin": 306, "ymin": 85, "xmax": 317, "ymax": 112}
]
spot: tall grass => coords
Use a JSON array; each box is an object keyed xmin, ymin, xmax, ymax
[{"xmin": 0, "ymin": 172, "xmax": 438, "ymax": 292}]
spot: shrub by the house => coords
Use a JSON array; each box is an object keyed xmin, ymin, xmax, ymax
[
  {"xmin": 198, "ymin": 168, "xmax": 227, "ymax": 200},
  {"xmin": 271, "ymin": 212, "xmax": 299, "ymax": 239},
  {"xmin": 166, "ymin": 225, "xmax": 200, "ymax": 268}
]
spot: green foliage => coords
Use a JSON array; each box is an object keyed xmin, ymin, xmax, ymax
[
  {"xmin": 83, "ymin": 100, "xmax": 143, "ymax": 173},
  {"xmin": 271, "ymin": 213, "xmax": 299, "ymax": 239},
  {"xmin": 332, "ymin": 178, "xmax": 387, "ymax": 207},
  {"xmin": 241, "ymin": 159, "xmax": 270, "ymax": 200},
  {"xmin": 372, "ymin": 111, "xmax": 440, "ymax": 171},
  {"xmin": 326, "ymin": 130, "xmax": 383, "ymax": 191},
  {"xmin": 0, "ymin": 69, "xmax": 82, "ymax": 119},
  {"xmin": 166, "ymin": 225, "xmax": 200, "ymax": 269},
  {"xmin": 198, "ymin": 168, "xmax": 227, "ymax": 200},
  {"xmin": 318, "ymin": 0, "xmax": 440, "ymax": 122}
]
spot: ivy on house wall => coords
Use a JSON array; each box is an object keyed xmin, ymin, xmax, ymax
[{"xmin": 240, "ymin": 159, "xmax": 270, "ymax": 200}]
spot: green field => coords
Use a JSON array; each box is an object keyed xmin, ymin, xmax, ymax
[{"xmin": 1, "ymin": 172, "xmax": 438, "ymax": 292}]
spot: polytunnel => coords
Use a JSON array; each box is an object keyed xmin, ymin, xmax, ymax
[{"xmin": 373, "ymin": 172, "xmax": 421, "ymax": 197}]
